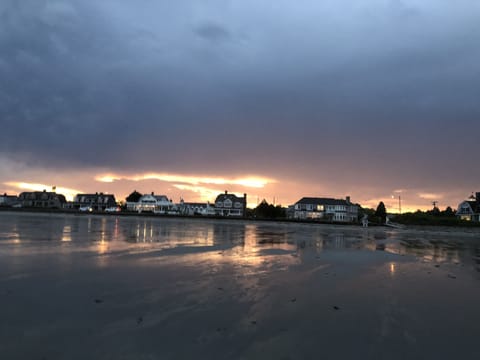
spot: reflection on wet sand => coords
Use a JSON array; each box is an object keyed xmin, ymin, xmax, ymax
[
  {"xmin": 2, "ymin": 212, "xmax": 480, "ymax": 359},
  {"xmin": 1, "ymin": 212, "xmax": 480, "ymax": 274}
]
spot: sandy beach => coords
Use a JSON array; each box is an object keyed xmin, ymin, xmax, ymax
[{"xmin": 1, "ymin": 211, "xmax": 479, "ymax": 359}]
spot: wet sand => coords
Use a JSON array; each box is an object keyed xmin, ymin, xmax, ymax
[{"xmin": 1, "ymin": 211, "xmax": 479, "ymax": 359}]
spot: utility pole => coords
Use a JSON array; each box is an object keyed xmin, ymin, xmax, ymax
[{"xmin": 398, "ymin": 195, "xmax": 401, "ymax": 214}]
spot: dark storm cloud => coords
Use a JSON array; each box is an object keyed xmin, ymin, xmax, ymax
[
  {"xmin": 195, "ymin": 22, "xmax": 231, "ymax": 42},
  {"xmin": 1, "ymin": 0, "xmax": 480, "ymax": 189}
]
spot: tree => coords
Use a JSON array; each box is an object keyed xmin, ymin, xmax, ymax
[
  {"xmin": 126, "ymin": 190, "xmax": 142, "ymax": 203},
  {"xmin": 253, "ymin": 199, "xmax": 286, "ymax": 219},
  {"xmin": 442, "ymin": 206, "xmax": 455, "ymax": 217},
  {"xmin": 375, "ymin": 201, "xmax": 387, "ymax": 224}
]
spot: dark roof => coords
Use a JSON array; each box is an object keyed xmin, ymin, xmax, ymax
[
  {"xmin": 215, "ymin": 193, "xmax": 246, "ymax": 203},
  {"xmin": 182, "ymin": 202, "xmax": 210, "ymax": 206},
  {"xmin": 19, "ymin": 191, "xmax": 66, "ymax": 203},
  {"xmin": 153, "ymin": 195, "xmax": 169, "ymax": 201},
  {"xmin": 458, "ymin": 198, "xmax": 480, "ymax": 214},
  {"xmin": 76, "ymin": 193, "xmax": 115, "ymax": 199},
  {"xmin": 467, "ymin": 200, "xmax": 479, "ymax": 213},
  {"xmin": 295, "ymin": 197, "xmax": 350, "ymax": 206},
  {"xmin": 0, "ymin": 194, "xmax": 17, "ymax": 199}
]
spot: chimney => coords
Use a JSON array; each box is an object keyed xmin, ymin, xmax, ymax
[
  {"xmin": 225, "ymin": 190, "xmax": 228, "ymax": 194},
  {"xmin": 346, "ymin": 196, "xmax": 351, "ymax": 204},
  {"xmin": 151, "ymin": 191, "xmax": 154, "ymax": 196},
  {"xmin": 476, "ymin": 192, "xmax": 480, "ymax": 202}
]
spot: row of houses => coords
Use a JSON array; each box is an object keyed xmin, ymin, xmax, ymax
[
  {"xmin": 126, "ymin": 191, "xmax": 248, "ymax": 217},
  {"xmin": 4, "ymin": 189, "xmax": 480, "ymax": 223},
  {"xmin": 0, "ymin": 190, "xmax": 249, "ymax": 218},
  {"xmin": 0, "ymin": 189, "xmax": 357, "ymax": 222}
]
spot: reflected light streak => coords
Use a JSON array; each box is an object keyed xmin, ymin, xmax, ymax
[
  {"xmin": 4, "ymin": 181, "xmax": 82, "ymax": 201},
  {"xmin": 62, "ymin": 225, "xmax": 72, "ymax": 242},
  {"xmin": 390, "ymin": 262, "xmax": 396, "ymax": 276},
  {"xmin": 95, "ymin": 172, "xmax": 274, "ymax": 189},
  {"xmin": 97, "ymin": 240, "xmax": 108, "ymax": 255}
]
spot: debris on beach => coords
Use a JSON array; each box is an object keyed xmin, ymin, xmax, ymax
[
  {"xmin": 251, "ymin": 320, "xmax": 257, "ymax": 325},
  {"xmin": 137, "ymin": 316, "xmax": 143, "ymax": 325},
  {"xmin": 290, "ymin": 297, "xmax": 296, "ymax": 302},
  {"xmin": 447, "ymin": 274, "xmax": 457, "ymax": 279},
  {"xmin": 94, "ymin": 298, "xmax": 104, "ymax": 304},
  {"xmin": 333, "ymin": 306, "xmax": 340, "ymax": 310},
  {"xmin": 217, "ymin": 287, "xmax": 224, "ymax": 291}
]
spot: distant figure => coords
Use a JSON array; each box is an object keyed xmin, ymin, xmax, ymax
[{"xmin": 362, "ymin": 214, "xmax": 369, "ymax": 228}]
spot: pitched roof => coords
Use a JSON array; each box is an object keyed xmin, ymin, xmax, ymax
[
  {"xmin": 19, "ymin": 191, "xmax": 66, "ymax": 203},
  {"xmin": 295, "ymin": 197, "xmax": 350, "ymax": 206},
  {"xmin": 182, "ymin": 202, "xmax": 210, "ymax": 207},
  {"xmin": 153, "ymin": 195, "xmax": 169, "ymax": 202},
  {"xmin": 76, "ymin": 193, "xmax": 115, "ymax": 199},
  {"xmin": 467, "ymin": 200, "xmax": 479, "ymax": 213},
  {"xmin": 215, "ymin": 193, "xmax": 245, "ymax": 203}
]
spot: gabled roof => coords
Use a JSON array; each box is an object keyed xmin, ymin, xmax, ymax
[
  {"xmin": 215, "ymin": 193, "xmax": 245, "ymax": 203},
  {"xmin": 295, "ymin": 197, "xmax": 349, "ymax": 206},
  {"xmin": 458, "ymin": 200, "xmax": 479, "ymax": 214},
  {"xmin": 182, "ymin": 202, "xmax": 210, "ymax": 207},
  {"xmin": 19, "ymin": 191, "xmax": 66, "ymax": 203},
  {"xmin": 153, "ymin": 195, "xmax": 169, "ymax": 202},
  {"xmin": 76, "ymin": 193, "xmax": 115, "ymax": 199}
]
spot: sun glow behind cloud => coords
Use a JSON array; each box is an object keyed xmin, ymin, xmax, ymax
[
  {"xmin": 95, "ymin": 173, "xmax": 274, "ymax": 188},
  {"xmin": 94, "ymin": 172, "xmax": 273, "ymax": 206},
  {"xmin": 4, "ymin": 182, "xmax": 82, "ymax": 201}
]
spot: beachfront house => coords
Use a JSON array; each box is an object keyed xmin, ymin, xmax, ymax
[
  {"xmin": 0, "ymin": 193, "xmax": 19, "ymax": 207},
  {"xmin": 72, "ymin": 193, "xmax": 117, "ymax": 211},
  {"xmin": 133, "ymin": 193, "xmax": 175, "ymax": 213},
  {"xmin": 290, "ymin": 196, "xmax": 359, "ymax": 222},
  {"xmin": 456, "ymin": 193, "xmax": 480, "ymax": 221},
  {"xmin": 178, "ymin": 200, "xmax": 216, "ymax": 216},
  {"xmin": 214, "ymin": 191, "xmax": 247, "ymax": 217},
  {"xmin": 18, "ymin": 190, "xmax": 66, "ymax": 209}
]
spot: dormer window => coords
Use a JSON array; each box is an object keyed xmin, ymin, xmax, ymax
[{"xmin": 224, "ymin": 199, "xmax": 232, "ymax": 208}]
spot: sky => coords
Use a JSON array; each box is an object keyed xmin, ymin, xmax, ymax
[{"xmin": 1, "ymin": 0, "xmax": 480, "ymax": 211}]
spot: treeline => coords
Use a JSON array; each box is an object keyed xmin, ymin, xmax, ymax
[
  {"xmin": 393, "ymin": 207, "xmax": 474, "ymax": 226},
  {"xmin": 387, "ymin": 206, "xmax": 479, "ymax": 226}
]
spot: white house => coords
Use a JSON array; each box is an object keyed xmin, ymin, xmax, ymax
[
  {"xmin": 178, "ymin": 200, "xmax": 216, "ymax": 216},
  {"xmin": 456, "ymin": 193, "xmax": 480, "ymax": 221},
  {"xmin": 0, "ymin": 193, "xmax": 19, "ymax": 207},
  {"xmin": 131, "ymin": 193, "xmax": 175, "ymax": 213},
  {"xmin": 290, "ymin": 196, "xmax": 358, "ymax": 222}
]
